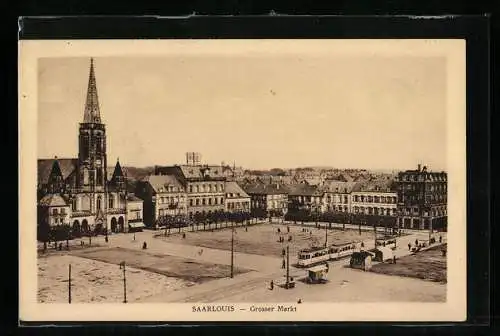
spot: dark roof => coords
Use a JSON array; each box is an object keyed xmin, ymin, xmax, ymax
[
  {"xmin": 322, "ymin": 181, "xmax": 360, "ymax": 193},
  {"xmin": 242, "ymin": 182, "xmax": 289, "ymax": 195},
  {"xmin": 39, "ymin": 194, "xmax": 68, "ymax": 207},
  {"xmin": 38, "ymin": 158, "xmax": 78, "ymax": 184},
  {"xmin": 288, "ymin": 184, "xmax": 323, "ymax": 196},
  {"xmin": 127, "ymin": 194, "xmax": 143, "ymax": 202},
  {"xmin": 354, "ymin": 179, "xmax": 396, "ymax": 193}
]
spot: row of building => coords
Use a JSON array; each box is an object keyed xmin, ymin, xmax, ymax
[{"xmin": 36, "ymin": 59, "xmax": 447, "ymax": 238}]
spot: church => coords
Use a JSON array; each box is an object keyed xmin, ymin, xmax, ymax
[{"xmin": 37, "ymin": 58, "xmax": 143, "ymax": 237}]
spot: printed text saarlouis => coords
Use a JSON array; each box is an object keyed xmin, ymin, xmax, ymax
[{"xmin": 192, "ymin": 305, "xmax": 235, "ymax": 312}]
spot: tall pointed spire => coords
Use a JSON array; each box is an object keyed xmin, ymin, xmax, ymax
[{"xmin": 83, "ymin": 58, "xmax": 102, "ymax": 123}]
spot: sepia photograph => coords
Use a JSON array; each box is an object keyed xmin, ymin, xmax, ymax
[{"xmin": 19, "ymin": 39, "xmax": 466, "ymax": 322}]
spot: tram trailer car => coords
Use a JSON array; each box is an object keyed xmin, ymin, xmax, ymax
[{"xmin": 297, "ymin": 246, "xmax": 330, "ymax": 267}]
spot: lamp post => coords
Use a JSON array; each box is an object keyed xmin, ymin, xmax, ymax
[
  {"xmin": 286, "ymin": 244, "xmax": 290, "ymax": 289},
  {"xmin": 230, "ymin": 221, "xmax": 234, "ymax": 278},
  {"xmin": 119, "ymin": 261, "xmax": 127, "ymax": 303},
  {"xmin": 68, "ymin": 264, "xmax": 72, "ymax": 304}
]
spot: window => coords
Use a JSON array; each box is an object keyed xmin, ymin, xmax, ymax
[
  {"xmin": 209, "ymin": 184, "xmax": 212, "ymax": 192},
  {"xmin": 97, "ymin": 197, "xmax": 102, "ymax": 210},
  {"xmin": 189, "ymin": 185, "xmax": 193, "ymax": 193},
  {"xmin": 61, "ymin": 208, "xmax": 66, "ymax": 215},
  {"xmin": 196, "ymin": 185, "xmax": 199, "ymax": 193},
  {"xmin": 195, "ymin": 199, "xmax": 200, "ymax": 206},
  {"xmin": 52, "ymin": 208, "xmax": 58, "ymax": 215},
  {"xmin": 108, "ymin": 195, "xmax": 114, "ymax": 208},
  {"xmin": 214, "ymin": 198, "xmax": 218, "ymax": 205},
  {"xmin": 202, "ymin": 198, "xmax": 206, "ymax": 205},
  {"xmin": 220, "ymin": 197, "xmax": 224, "ymax": 204},
  {"xmin": 72, "ymin": 198, "xmax": 77, "ymax": 211},
  {"xmin": 208, "ymin": 198, "xmax": 212, "ymax": 205},
  {"xmin": 189, "ymin": 199, "xmax": 193, "ymax": 206}
]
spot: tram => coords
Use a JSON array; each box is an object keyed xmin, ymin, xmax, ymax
[
  {"xmin": 375, "ymin": 236, "xmax": 397, "ymax": 249},
  {"xmin": 329, "ymin": 242, "xmax": 357, "ymax": 260},
  {"xmin": 297, "ymin": 242, "xmax": 358, "ymax": 267},
  {"xmin": 296, "ymin": 246, "xmax": 330, "ymax": 267}
]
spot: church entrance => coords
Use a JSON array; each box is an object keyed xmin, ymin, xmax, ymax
[
  {"xmin": 72, "ymin": 220, "xmax": 81, "ymax": 237},
  {"xmin": 111, "ymin": 217, "xmax": 117, "ymax": 233},
  {"xmin": 95, "ymin": 223, "xmax": 104, "ymax": 235},
  {"xmin": 81, "ymin": 219, "xmax": 89, "ymax": 234},
  {"xmin": 118, "ymin": 216, "xmax": 125, "ymax": 232}
]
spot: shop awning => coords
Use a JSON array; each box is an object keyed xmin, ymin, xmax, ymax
[{"xmin": 129, "ymin": 222, "xmax": 145, "ymax": 228}]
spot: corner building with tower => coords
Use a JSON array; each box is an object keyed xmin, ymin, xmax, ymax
[{"xmin": 37, "ymin": 58, "xmax": 141, "ymax": 236}]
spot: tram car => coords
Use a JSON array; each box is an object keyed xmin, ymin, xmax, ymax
[
  {"xmin": 375, "ymin": 236, "xmax": 397, "ymax": 249},
  {"xmin": 297, "ymin": 246, "xmax": 330, "ymax": 267},
  {"xmin": 329, "ymin": 242, "xmax": 357, "ymax": 260}
]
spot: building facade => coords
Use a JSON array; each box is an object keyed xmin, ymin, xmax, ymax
[
  {"xmin": 322, "ymin": 181, "xmax": 357, "ymax": 213},
  {"xmin": 135, "ymin": 175, "xmax": 187, "ymax": 228},
  {"xmin": 351, "ymin": 179, "xmax": 398, "ymax": 217},
  {"xmin": 287, "ymin": 183, "xmax": 324, "ymax": 214},
  {"xmin": 396, "ymin": 165, "xmax": 448, "ymax": 230},
  {"xmin": 224, "ymin": 181, "xmax": 251, "ymax": 213},
  {"xmin": 243, "ymin": 182, "xmax": 289, "ymax": 216},
  {"xmin": 37, "ymin": 58, "xmax": 135, "ymax": 237},
  {"xmin": 126, "ymin": 194, "xmax": 145, "ymax": 232},
  {"xmin": 154, "ymin": 165, "xmax": 226, "ymax": 219}
]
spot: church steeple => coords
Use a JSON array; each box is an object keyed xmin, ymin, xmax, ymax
[{"xmin": 83, "ymin": 58, "xmax": 102, "ymax": 124}]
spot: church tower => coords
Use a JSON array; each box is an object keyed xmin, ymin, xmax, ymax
[{"xmin": 77, "ymin": 58, "xmax": 107, "ymax": 192}]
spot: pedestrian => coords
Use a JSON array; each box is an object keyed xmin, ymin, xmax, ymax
[
  {"xmin": 439, "ymin": 235, "xmax": 442, "ymax": 243},
  {"xmin": 287, "ymin": 226, "xmax": 290, "ymax": 233},
  {"xmin": 133, "ymin": 232, "xmax": 136, "ymax": 241},
  {"xmin": 408, "ymin": 243, "xmax": 411, "ymax": 251},
  {"xmin": 105, "ymin": 236, "xmax": 108, "ymax": 243},
  {"xmin": 245, "ymin": 227, "xmax": 248, "ymax": 232},
  {"xmin": 81, "ymin": 240, "xmax": 84, "ymax": 247},
  {"xmin": 282, "ymin": 248, "xmax": 286, "ymax": 257},
  {"xmin": 58, "ymin": 243, "xmax": 63, "ymax": 251},
  {"xmin": 361, "ymin": 241, "xmax": 364, "ymax": 248},
  {"xmin": 277, "ymin": 228, "xmax": 281, "ymax": 233},
  {"xmin": 270, "ymin": 280, "xmax": 274, "ymax": 290},
  {"xmin": 182, "ymin": 233, "xmax": 186, "ymax": 239},
  {"xmin": 142, "ymin": 241, "xmax": 147, "ymax": 249},
  {"xmin": 282, "ymin": 259, "xmax": 286, "ymax": 269},
  {"xmin": 415, "ymin": 239, "xmax": 418, "ymax": 246},
  {"xmin": 297, "ymin": 298, "xmax": 302, "ymax": 304},
  {"xmin": 393, "ymin": 255, "xmax": 396, "ymax": 264}
]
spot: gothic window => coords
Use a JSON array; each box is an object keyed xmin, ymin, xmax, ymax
[
  {"xmin": 108, "ymin": 195, "xmax": 114, "ymax": 209},
  {"xmin": 196, "ymin": 185, "xmax": 199, "ymax": 193},
  {"xmin": 72, "ymin": 198, "xmax": 77, "ymax": 211},
  {"xmin": 97, "ymin": 196, "xmax": 102, "ymax": 210},
  {"xmin": 83, "ymin": 169, "xmax": 89, "ymax": 185}
]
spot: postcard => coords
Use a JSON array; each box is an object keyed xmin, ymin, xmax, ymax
[{"xmin": 19, "ymin": 39, "xmax": 466, "ymax": 322}]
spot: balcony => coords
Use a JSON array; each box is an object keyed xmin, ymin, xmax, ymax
[
  {"xmin": 71, "ymin": 210, "xmax": 91, "ymax": 218},
  {"xmin": 107, "ymin": 208, "xmax": 127, "ymax": 215}
]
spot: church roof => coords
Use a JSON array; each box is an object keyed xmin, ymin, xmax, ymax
[
  {"xmin": 322, "ymin": 180, "xmax": 360, "ymax": 193},
  {"xmin": 38, "ymin": 158, "xmax": 78, "ymax": 184},
  {"xmin": 39, "ymin": 194, "xmax": 68, "ymax": 207},
  {"xmin": 83, "ymin": 58, "xmax": 102, "ymax": 124}
]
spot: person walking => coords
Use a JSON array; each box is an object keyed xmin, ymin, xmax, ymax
[
  {"xmin": 270, "ymin": 280, "xmax": 274, "ymax": 290},
  {"xmin": 408, "ymin": 243, "xmax": 411, "ymax": 251},
  {"xmin": 439, "ymin": 235, "xmax": 442, "ymax": 243},
  {"xmin": 282, "ymin": 259, "xmax": 286, "ymax": 269}
]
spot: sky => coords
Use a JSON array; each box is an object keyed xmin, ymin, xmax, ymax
[{"xmin": 37, "ymin": 54, "xmax": 447, "ymax": 171}]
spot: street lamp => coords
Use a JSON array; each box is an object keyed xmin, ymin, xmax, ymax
[
  {"xmin": 230, "ymin": 221, "xmax": 234, "ymax": 278},
  {"xmin": 119, "ymin": 261, "xmax": 127, "ymax": 303}
]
